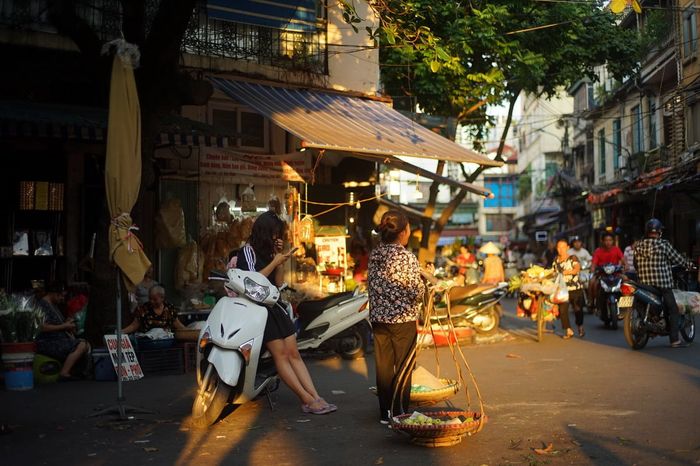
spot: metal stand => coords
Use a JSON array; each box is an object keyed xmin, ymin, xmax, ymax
[{"xmin": 91, "ymin": 272, "xmax": 153, "ymax": 419}]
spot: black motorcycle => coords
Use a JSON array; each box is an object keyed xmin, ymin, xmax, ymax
[
  {"xmin": 429, "ymin": 283, "xmax": 508, "ymax": 335},
  {"xmin": 619, "ymin": 266, "xmax": 697, "ymax": 350},
  {"xmin": 596, "ymin": 263, "xmax": 624, "ymax": 329}
]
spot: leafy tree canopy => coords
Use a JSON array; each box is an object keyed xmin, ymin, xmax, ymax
[{"xmin": 344, "ymin": 0, "xmax": 644, "ymax": 150}]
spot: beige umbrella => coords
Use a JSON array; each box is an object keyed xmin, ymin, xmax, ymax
[
  {"xmin": 96, "ymin": 43, "xmax": 152, "ymax": 419},
  {"xmin": 105, "ymin": 51, "xmax": 151, "ymax": 291}
]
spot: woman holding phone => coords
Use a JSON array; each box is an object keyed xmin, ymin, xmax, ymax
[{"xmin": 236, "ymin": 211, "xmax": 336, "ymax": 415}]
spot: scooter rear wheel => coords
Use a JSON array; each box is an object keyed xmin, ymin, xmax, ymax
[
  {"xmin": 191, "ymin": 365, "xmax": 231, "ymax": 428},
  {"xmin": 338, "ymin": 321, "xmax": 369, "ymax": 360},
  {"xmin": 473, "ymin": 305, "xmax": 500, "ymax": 335},
  {"xmin": 623, "ymin": 305, "xmax": 649, "ymax": 350}
]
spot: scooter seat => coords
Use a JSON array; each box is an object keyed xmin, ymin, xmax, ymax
[
  {"xmin": 633, "ymin": 281, "xmax": 661, "ymax": 295},
  {"xmin": 447, "ymin": 284, "xmax": 495, "ymax": 303},
  {"xmin": 296, "ymin": 291, "xmax": 355, "ymax": 329}
]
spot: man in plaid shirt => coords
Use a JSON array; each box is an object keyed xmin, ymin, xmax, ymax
[{"xmin": 634, "ymin": 219, "xmax": 695, "ymax": 347}]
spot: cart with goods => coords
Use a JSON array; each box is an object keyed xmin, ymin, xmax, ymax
[
  {"xmin": 390, "ymin": 284, "xmax": 486, "ymax": 447},
  {"xmin": 509, "ymin": 266, "xmax": 559, "ymax": 342}
]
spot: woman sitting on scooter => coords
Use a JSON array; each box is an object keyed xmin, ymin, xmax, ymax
[{"xmin": 236, "ymin": 211, "xmax": 337, "ymax": 415}]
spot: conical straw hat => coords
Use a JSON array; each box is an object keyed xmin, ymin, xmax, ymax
[{"xmin": 479, "ymin": 241, "xmax": 501, "ymax": 255}]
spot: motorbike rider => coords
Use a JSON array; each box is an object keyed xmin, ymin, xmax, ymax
[
  {"xmin": 634, "ymin": 219, "xmax": 695, "ymax": 348},
  {"xmin": 591, "ymin": 231, "xmax": 624, "ymax": 320}
]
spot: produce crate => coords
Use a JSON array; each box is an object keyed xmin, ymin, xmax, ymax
[
  {"xmin": 182, "ymin": 342, "xmax": 197, "ymax": 372},
  {"xmin": 136, "ymin": 347, "xmax": 184, "ymax": 376}
]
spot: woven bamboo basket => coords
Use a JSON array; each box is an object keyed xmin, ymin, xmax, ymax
[
  {"xmin": 390, "ymin": 411, "xmax": 485, "ymax": 447},
  {"xmin": 410, "ymin": 379, "xmax": 460, "ymax": 404}
]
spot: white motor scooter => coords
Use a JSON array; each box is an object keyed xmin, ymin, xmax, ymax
[
  {"xmin": 191, "ymin": 269, "xmax": 282, "ymax": 427},
  {"xmin": 294, "ymin": 287, "xmax": 370, "ymax": 359},
  {"xmin": 191, "ymin": 269, "xmax": 370, "ymax": 427}
]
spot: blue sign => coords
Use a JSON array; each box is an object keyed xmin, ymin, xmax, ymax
[{"xmin": 208, "ymin": 0, "xmax": 320, "ymax": 32}]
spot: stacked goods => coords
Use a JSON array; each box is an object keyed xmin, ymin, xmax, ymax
[{"xmin": 510, "ymin": 265, "xmax": 558, "ymax": 320}]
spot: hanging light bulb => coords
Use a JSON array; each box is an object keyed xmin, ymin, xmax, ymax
[
  {"xmin": 414, "ymin": 173, "xmax": 423, "ymax": 200},
  {"xmin": 355, "ymin": 201, "xmax": 361, "ymax": 209}
]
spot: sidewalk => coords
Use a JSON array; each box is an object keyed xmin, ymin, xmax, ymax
[{"xmin": 2, "ymin": 304, "xmax": 699, "ymax": 465}]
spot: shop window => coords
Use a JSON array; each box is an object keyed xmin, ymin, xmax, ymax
[
  {"xmin": 211, "ymin": 105, "xmax": 269, "ymax": 151},
  {"xmin": 484, "ymin": 177, "xmax": 516, "ymax": 208},
  {"xmin": 485, "ymin": 214, "xmax": 513, "ymax": 232},
  {"xmin": 689, "ymin": 101, "xmax": 700, "ymax": 145},
  {"xmin": 683, "ymin": 5, "xmax": 698, "ymax": 59},
  {"xmin": 598, "ymin": 128, "xmax": 606, "ymax": 176},
  {"xmin": 631, "ymin": 105, "xmax": 644, "ymax": 154},
  {"xmin": 648, "ymin": 96, "xmax": 658, "ymax": 149},
  {"xmin": 612, "ymin": 118, "xmax": 621, "ymax": 169}
]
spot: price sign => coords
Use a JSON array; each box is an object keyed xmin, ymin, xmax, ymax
[{"xmin": 103, "ymin": 334, "xmax": 144, "ymax": 381}]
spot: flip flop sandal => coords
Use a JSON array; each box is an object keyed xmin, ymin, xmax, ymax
[{"xmin": 301, "ymin": 403, "xmax": 334, "ymax": 415}]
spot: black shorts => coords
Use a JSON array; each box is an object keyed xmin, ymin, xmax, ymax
[{"xmin": 264, "ymin": 305, "xmax": 297, "ymax": 343}]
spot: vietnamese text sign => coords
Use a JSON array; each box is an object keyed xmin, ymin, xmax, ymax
[
  {"xmin": 104, "ymin": 334, "xmax": 144, "ymax": 381},
  {"xmin": 200, "ymin": 149, "xmax": 312, "ymax": 182},
  {"xmin": 314, "ymin": 235, "xmax": 347, "ymax": 269}
]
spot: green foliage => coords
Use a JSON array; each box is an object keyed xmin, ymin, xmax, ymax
[
  {"xmin": 518, "ymin": 170, "xmax": 532, "ymax": 201},
  {"xmin": 368, "ymin": 1, "xmax": 643, "ymax": 139},
  {"xmin": 0, "ymin": 294, "xmax": 44, "ymax": 343}
]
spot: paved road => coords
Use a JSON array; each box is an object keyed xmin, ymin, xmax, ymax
[{"xmin": 1, "ymin": 299, "xmax": 699, "ymax": 465}]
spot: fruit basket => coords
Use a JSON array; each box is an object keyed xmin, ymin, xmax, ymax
[{"xmin": 391, "ymin": 411, "xmax": 486, "ymax": 447}]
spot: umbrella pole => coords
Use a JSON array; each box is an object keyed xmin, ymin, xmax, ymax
[{"xmin": 91, "ymin": 271, "xmax": 153, "ymax": 419}]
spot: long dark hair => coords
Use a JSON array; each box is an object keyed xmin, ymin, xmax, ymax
[
  {"xmin": 249, "ymin": 211, "xmax": 286, "ymax": 260},
  {"xmin": 377, "ymin": 209, "xmax": 408, "ymax": 244}
]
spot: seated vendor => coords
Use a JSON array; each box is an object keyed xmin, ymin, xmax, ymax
[
  {"xmin": 122, "ymin": 285, "xmax": 185, "ymax": 334},
  {"xmin": 36, "ymin": 282, "xmax": 90, "ymax": 381}
]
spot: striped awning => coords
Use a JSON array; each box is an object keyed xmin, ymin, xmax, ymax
[
  {"xmin": 0, "ymin": 101, "xmax": 230, "ymax": 148},
  {"xmin": 209, "ymin": 78, "xmax": 502, "ymax": 167},
  {"xmin": 0, "ymin": 101, "xmax": 107, "ymax": 142}
]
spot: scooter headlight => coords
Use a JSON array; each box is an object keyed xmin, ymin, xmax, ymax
[
  {"xmin": 244, "ymin": 277, "xmax": 270, "ymax": 303},
  {"xmin": 199, "ymin": 327, "xmax": 211, "ymax": 353},
  {"xmin": 603, "ymin": 265, "xmax": 615, "ymax": 275},
  {"xmin": 239, "ymin": 338, "xmax": 255, "ymax": 365}
]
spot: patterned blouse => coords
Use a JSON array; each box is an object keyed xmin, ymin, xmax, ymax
[
  {"xmin": 368, "ymin": 243, "xmax": 425, "ymax": 324},
  {"xmin": 553, "ymin": 256, "xmax": 583, "ymax": 291},
  {"xmin": 135, "ymin": 301, "xmax": 178, "ymax": 332}
]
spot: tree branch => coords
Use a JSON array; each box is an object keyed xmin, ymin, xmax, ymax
[{"xmin": 47, "ymin": 0, "xmax": 102, "ymax": 60}]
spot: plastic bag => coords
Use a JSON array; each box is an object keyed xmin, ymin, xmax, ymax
[
  {"xmin": 550, "ymin": 273, "xmax": 569, "ymax": 304},
  {"xmin": 673, "ymin": 290, "xmax": 700, "ymax": 315},
  {"xmin": 154, "ymin": 198, "xmax": 186, "ymax": 249},
  {"xmin": 176, "ymin": 241, "xmax": 203, "ymax": 289}
]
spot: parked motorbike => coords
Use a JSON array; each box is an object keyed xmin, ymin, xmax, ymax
[
  {"xmin": 619, "ymin": 266, "xmax": 697, "ymax": 350},
  {"xmin": 192, "ymin": 269, "xmax": 282, "ymax": 427},
  {"xmin": 192, "ymin": 269, "xmax": 370, "ymax": 427},
  {"xmin": 294, "ymin": 288, "xmax": 370, "ymax": 360},
  {"xmin": 596, "ymin": 263, "xmax": 624, "ymax": 329},
  {"xmin": 429, "ymin": 282, "xmax": 508, "ymax": 334}
]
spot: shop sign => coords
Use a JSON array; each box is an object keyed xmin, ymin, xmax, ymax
[
  {"xmin": 314, "ymin": 235, "xmax": 347, "ymax": 270},
  {"xmin": 534, "ymin": 231, "xmax": 548, "ymax": 242},
  {"xmin": 104, "ymin": 334, "xmax": 144, "ymax": 382},
  {"xmin": 200, "ymin": 149, "xmax": 312, "ymax": 182}
]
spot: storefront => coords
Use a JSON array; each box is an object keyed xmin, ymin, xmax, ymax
[{"xmin": 153, "ymin": 77, "xmax": 501, "ymax": 306}]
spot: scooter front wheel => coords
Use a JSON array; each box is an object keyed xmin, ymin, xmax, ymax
[{"xmin": 191, "ymin": 365, "xmax": 231, "ymax": 428}]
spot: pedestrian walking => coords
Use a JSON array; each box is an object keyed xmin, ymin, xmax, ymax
[{"xmin": 553, "ymin": 239, "xmax": 585, "ymax": 338}]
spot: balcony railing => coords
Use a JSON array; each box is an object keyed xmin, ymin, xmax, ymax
[{"xmin": 0, "ymin": 0, "xmax": 327, "ymax": 74}]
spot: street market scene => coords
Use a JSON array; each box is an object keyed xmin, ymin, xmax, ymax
[{"xmin": 0, "ymin": 0, "xmax": 699, "ymax": 465}]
